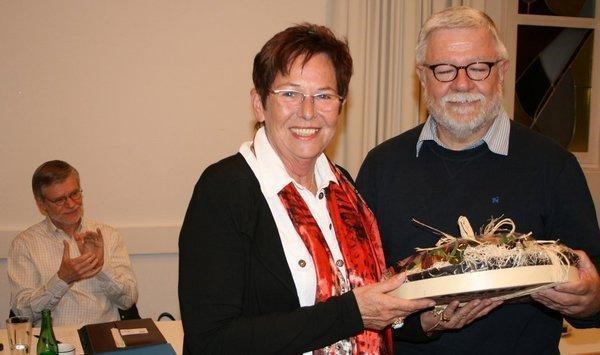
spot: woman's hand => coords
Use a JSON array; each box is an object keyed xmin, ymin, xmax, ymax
[{"xmin": 354, "ymin": 273, "xmax": 435, "ymax": 330}]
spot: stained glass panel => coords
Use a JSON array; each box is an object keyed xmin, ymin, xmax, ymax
[
  {"xmin": 518, "ymin": 0, "xmax": 595, "ymax": 18},
  {"xmin": 514, "ymin": 25, "xmax": 593, "ymax": 151}
]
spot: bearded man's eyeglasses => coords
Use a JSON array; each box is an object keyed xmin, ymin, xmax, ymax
[
  {"xmin": 44, "ymin": 189, "xmax": 83, "ymax": 206},
  {"xmin": 425, "ymin": 61, "xmax": 502, "ymax": 82}
]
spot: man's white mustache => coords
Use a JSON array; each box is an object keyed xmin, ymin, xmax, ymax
[{"xmin": 441, "ymin": 93, "xmax": 485, "ymax": 104}]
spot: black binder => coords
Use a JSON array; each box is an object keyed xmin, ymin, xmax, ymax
[{"xmin": 77, "ymin": 318, "xmax": 174, "ymax": 354}]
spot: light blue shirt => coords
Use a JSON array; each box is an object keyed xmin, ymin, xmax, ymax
[{"xmin": 416, "ymin": 108, "xmax": 511, "ymax": 157}]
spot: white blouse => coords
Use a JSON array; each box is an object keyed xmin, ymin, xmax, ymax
[{"xmin": 239, "ymin": 127, "xmax": 350, "ymax": 307}]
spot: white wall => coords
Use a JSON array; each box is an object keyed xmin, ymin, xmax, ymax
[{"xmin": 0, "ymin": 0, "xmax": 332, "ymax": 320}]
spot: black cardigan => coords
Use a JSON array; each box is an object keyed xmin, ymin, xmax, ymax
[{"xmin": 178, "ymin": 154, "xmax": 364, "ymax": 354}]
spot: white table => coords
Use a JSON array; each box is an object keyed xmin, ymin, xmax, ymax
[
  {"xmin": 0, "ymin": 320, "xmax": 183, "ymax": 355},
  {"xmin": 154, "ymin": 320, "xmax": 183, "ymax": 354},
  {"xmin": 1, "ymin": 320, "xmax": 597, "ymax": 354},
  {"xmin": 559, "ymin": 324, "xmax": 600, "ymax": 354}
]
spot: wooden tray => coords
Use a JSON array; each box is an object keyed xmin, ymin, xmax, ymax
[{"xmin": 389, "ymin": 264, "xmax": 579, "ymax": 304}]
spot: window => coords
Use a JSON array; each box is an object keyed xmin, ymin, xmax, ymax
[{"xmin": 504, "ymin": 0, "xmax": 599, "ymax": 166}]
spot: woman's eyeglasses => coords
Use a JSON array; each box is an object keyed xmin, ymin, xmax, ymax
[{"xmin": 269, "ymin": 89, "xmax": 344, "ymax": 112}]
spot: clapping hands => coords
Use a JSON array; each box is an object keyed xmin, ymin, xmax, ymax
[{"xmin": 57, "ymin": 228, "xmax": 105, "ymax": 284}]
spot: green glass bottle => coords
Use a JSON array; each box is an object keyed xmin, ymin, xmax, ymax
[{"xmin": 36, "ymin": 309, "xmax": 58, "ymax": 355}]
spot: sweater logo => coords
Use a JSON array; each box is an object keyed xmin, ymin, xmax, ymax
[{"xmin": 491, "ymin": 196, "xmax": 500, "ymax": 204}]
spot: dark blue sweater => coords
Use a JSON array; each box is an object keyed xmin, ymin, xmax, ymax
[{"xmin": 356, "ymin": 121, "xmax": 600, "ymax": 355}]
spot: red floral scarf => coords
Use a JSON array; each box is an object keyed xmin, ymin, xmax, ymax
[{"xmin": 278, "ymin": 161, "xmax": 391, "ymax": 355}]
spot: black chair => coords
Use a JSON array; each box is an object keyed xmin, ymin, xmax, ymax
[
  {"xmin": 118, "ymin": 303, "xmax": 141, "ymax": 320},
  {"xmin": 10, "ymin": 306, "xmax": 141, "ymax": 320},
  {"xmin": 157, "ymin": 312, "xmax": 175, "ymax": 321}
]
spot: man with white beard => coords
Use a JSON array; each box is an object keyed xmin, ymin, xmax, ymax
[{"xmin": 356, "ymin": 6, "xmax": 600, "ymax": 355}]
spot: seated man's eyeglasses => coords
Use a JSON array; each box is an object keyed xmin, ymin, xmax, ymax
[
  {"xmin": 425, "ymin": 61, "xmax": 502, "ymax": 82},
  {"xmin": 269, "ymin": 89, "xmax": 345, "ymax": 112},
  {"xmin": 45, "ymin": 189, "xmax": 83, "ymax": 206}
]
